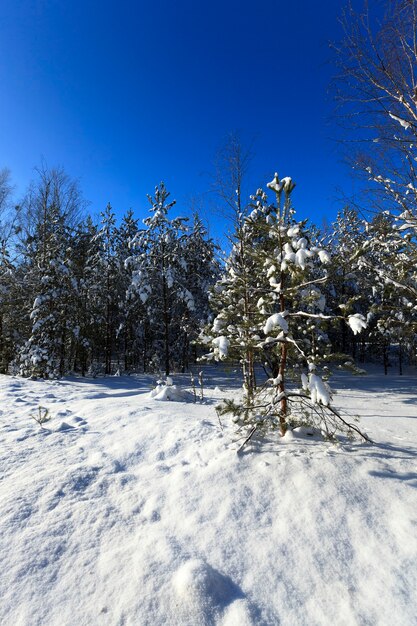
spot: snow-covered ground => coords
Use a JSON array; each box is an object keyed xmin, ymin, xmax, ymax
[{"xmin": 1, "ymin": 368, "xmax": 417, "ymax": 626}]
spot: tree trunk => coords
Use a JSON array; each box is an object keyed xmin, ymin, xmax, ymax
[
  {"xmin": 278, "ymin": 342, "xmax": 288, "ymax": 436},
  {"xmin": 383, "ymin": 341, "xmax": 389, "ymax": 375},
  {"xmin": 162, "ymin": 277, "xmax": 170, "ymax": 376},
  {"xmin": 399, "ymin": 341, "xmax": 403, "ymax": 376},
  {"xmin": 0, "ymin": 313, "xmax": 5, "ymax": 374},
  {"xmin": 278, "ymin": 238, "xmax": 288, "ymax": 437},
  {"xmin": 105, "ymin": 301, "xmax": 111, "ymax": 375},
  {"xmin": 59, "ymin": 323, "xmax": 67, "ymax": 377}
]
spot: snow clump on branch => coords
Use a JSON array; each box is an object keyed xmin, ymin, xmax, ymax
[
  {"xmin": 263, "ymin": 312, "xmax": 289, "ymax": 335},
  {"xmin": 347, "ymin": 314, "xmax": 367, "ymax": 335}
]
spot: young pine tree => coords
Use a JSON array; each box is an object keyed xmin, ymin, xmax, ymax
[{"xmin": 206, "ymin": 173, "xmax": 370, "ymax": 447}]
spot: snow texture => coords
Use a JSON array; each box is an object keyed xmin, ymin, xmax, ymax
[{"xmin": 0, "ymin": 369, "xmax": 417, "ymax": 625}]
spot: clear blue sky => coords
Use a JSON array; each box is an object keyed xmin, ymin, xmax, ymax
[{"xmin": 0, "ymin": 0, "xmax": 362, "ymax": 238}]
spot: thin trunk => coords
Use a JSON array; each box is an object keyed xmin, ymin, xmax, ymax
[
  {"xmin": 59, "ymin": 323, "xmax": 66, "ymax": 377},
  {"xmin": 278, "ymin": 207, "xmax": 287, "ymax": 437},
  {"xmin": 383, "ymin": 342, "xmax": 389, "ymax": 375},
  {"xmin": 0, "ymin": 313, "xmax": 4, "ymax": 374},
  {"xmin": 360, "ymin": 337, "xmax": 366, "ymax": 363},
  {"xmin": 181, "ymin": 332, "xmax": 189, "ymax": 373},
  {"xmin": 341, "ymin": 319, "xmax": 347, "ymax": 354},
  {"xmin": 163, "ymin": 283, "xmax": 170, "ymax": 376},
  {"xmin": 143, "ymin": 321, "xmax": 149, "ymax": 372},
  {"xmin": 399, "ymin": 341, "xmax": 403, "ymax": 376},
  {"xmin": 240, "ymin": 233, "xmax": 255, "ymax": 401},
  {"xmin": 278, "ymin": 341, "xmax": 288, "ymax": 436},
  {"xmin": 105, "ymin": 301, "xmax": 111, "ymax": 374},
  {"xmin": 124, "ymin": 328, "xmax": 128, "ymax": 372}
]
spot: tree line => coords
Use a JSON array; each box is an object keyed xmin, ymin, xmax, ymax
[
  {"xmin": 0, "ymin": 161, "xmax": 416, "ymax": 383},
  {"xmin": 0, "ymin": 168, "xmax": 219, "ymax": 377}
]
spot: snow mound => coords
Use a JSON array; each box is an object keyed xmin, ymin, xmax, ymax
[
  {"xmin": 54, "ymin": 421, "xmax": 75, "ymax": 432},
  {"xmin": 172, "ymin": 559, "xmax": 245, "ymax": 624},
  {"xmin": 283, "ymin": 426, "xmax": 323, "ymax": 442},
  {"xmin": 292, "ymin": 426, "xmax": 322, "ymax": 439},
  {"xmin": 149, "ymin": 384, "xmax": 194, "ymax": 402},
  {"xmin": 221, "ymin": 599, "xmax": 254, "ymax": 626}
]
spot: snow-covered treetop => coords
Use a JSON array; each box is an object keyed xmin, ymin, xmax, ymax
[{"xmin": 266, "ymin": 173, "xmax": 296, "ymax": 197}]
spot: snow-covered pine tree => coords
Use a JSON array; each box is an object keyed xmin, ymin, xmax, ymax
[
  {"xmin": 0, "ymin": 170, "xmax": 17, "ymax": 372},
  {"xmin": 19, "ymin": 201, "xmax": 77, "ymax": 378},
  {"xmin": 325, "ymin": 207, "xmax": 370, "ymax": 362},
  {"xmin": 126, "ymin": 185, "xmax": 218, "ymax": 374},
  {"xmin": 201, "ymin": 188, "xmax": 269, "ymax": 399},
  {"xmin": 126, "ymin": 183, "xmax": 190, "ymax": 375},
  {"xmin": 115, "ymin": 208, "xmax": 142, "ymax": 371},
  {"xmin": 69, "ymin": 216, "xmax": 99, "ymax": 375},
  {"xmin": 0, "ymin": 240, "xmax": 16, "ymax": 373},
  {"xmin": 175, "ymin": 214, "xmax": 220, "ymax": 371},
  {"xmin": 15, "ymin": 167, "xmax": 86, "ymax": 378},
  {"xmin": 360, "ymin": 212, "xmax": 417, "ymax": 373},
  {"xmin": 207, "ymin": 173, "xmax": 370, "ymax": 447},
  {"xmin": 85, "ymin": 204, "xmax": 120, "ymax": 374}
]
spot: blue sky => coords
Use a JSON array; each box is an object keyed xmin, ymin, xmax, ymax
[{"xmin": 0, "ymin": 0, "xmax": 362, "ymax": 238}]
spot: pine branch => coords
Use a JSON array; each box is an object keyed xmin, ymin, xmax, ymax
[{"xmin": 236, "ymin": 425, "xmax": 258, "ymax": 454}]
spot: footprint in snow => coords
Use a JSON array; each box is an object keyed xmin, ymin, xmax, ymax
[
  {"xmin": 63, "ymin": 466, "xmax": 100, "ymax": 493},
  {"xmin": 46, "ymin": 488, "xmax": 66, "ymax": 511},
  {"xmin": 55, "ymin": 409, "xmax": 72, "ymax": 419},
  {"xmin": 50, "ymin": 419, "xmax": 88, "ymax": 433},
  {"xmin": 55, "ymin": 422, "xmax": 75, "ymax": 432},
  {"xmin": 71, "ymin": 416, "xmax": 88, "ymax": 429},
  {"xmin": 150, "ymin": 510, "xmax": 161, "ymax": 522},
  {"xmin": 72, "ymin": 416, "xmax": 86, "ymax": 423},
  {"xmin": 111, "ymin": 459, "xmax": 126, "ymax": 473},
  {"xmin": 259, "ymin": 460, "xmax": 270, "ymax": 468}
]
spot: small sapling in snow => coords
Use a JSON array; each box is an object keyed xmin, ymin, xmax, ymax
[
  {"xmin": 190, "ymin": 372, "xmax": 197, "ymax": 402},
  {"xmin": 31, "ymin": 406, "xmax": 50, "ymax": 429},
  {"xmin": 198, "ymin": 370, "xmax": 204, "ymax": 401}
]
